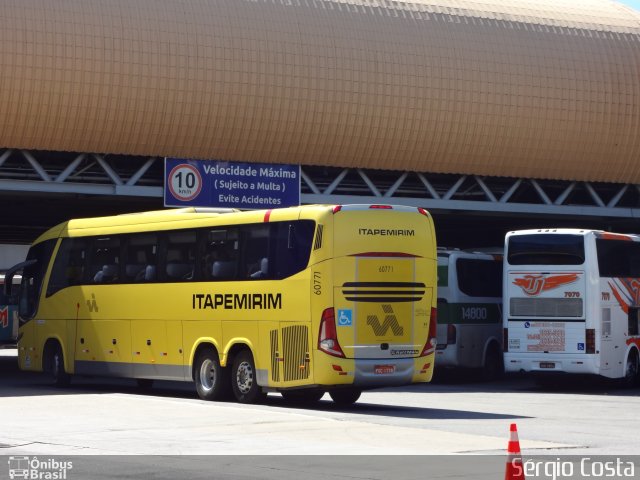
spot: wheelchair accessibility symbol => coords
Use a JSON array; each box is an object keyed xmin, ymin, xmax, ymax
[{"xmin": 337, "ymin": 309, "xmax": 353, "ymax": 326}]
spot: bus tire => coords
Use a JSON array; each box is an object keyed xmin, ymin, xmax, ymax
[
  {"xmin": 281, "ymin": 389, "xmax": 325, "ymax": 404},
  {"xmin": 231, "ymin": 350, "xmax": 267, "ymax": 404},
  {"xmin": 194, "ymin": 350, "xmax": 228, "ymax": 401},
  {"xmin": 622, "ymin": 350, "xmax": 639, "ymax": 388},
  {"xmin": 329, "ymin": 388, "xmax": 361, "ymax": 405},
  {"xmin": 49, "ymin": 343, "xmax": 71, "ymax": 387},
  {"xmin": 482, "ymin": 344, "xmax": 504, "ymax": 381}
]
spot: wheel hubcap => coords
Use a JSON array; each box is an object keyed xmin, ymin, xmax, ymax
[
  {"xmin": 200, "ymin": 359, "xmax": 216, "ymax": 391},
  {"xmin": 236, "ymin": 361, "xmax": 253, "ymax": 394}
]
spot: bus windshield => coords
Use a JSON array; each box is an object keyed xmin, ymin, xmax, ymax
[{"xmin": 507, "ymin": 234, "xmax": 584, "ymax": 265}]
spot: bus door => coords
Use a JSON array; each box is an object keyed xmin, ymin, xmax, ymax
[
  {"xmin": 435, "ymin": 256, "xmax": 451, "ymax": 356},
  {"xmin": 599, "ymin": 301, "xmax": 614, "ymax": 372},
  {"xmin": 5, "ymin": 240, "xmax": 56, "ymax": 369}
]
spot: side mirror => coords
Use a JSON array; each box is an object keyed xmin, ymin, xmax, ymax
[{"xmin": 3, "ymin": 259, "xmax": 36, "ymax": 297}]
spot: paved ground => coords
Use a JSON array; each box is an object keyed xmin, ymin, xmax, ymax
[{"xmin": 1, "ymin": 348, "xmax": 638, "ymax": 479}]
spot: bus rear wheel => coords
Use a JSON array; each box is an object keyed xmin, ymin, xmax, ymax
[
  {"xmin": 194, "ymin": 350, "xmax": 228, "ymax": 401},
  {"xmin": 329, "ymin": 388, "xmax": 361, "ymax": 405},
  {"xmin": 622, "ymin": 351, "xmax": 640, "ymax": 388},
  {"xmin": 482, "ymin": 344, "xmax": 504, "ymax": 381},
  {"xmin": 231, "ymin": 350, "xmax": 267, "ymax": 404},
  {"xmin": 48, "ymin": 343, "xmax": 71, "ymax": 387}
]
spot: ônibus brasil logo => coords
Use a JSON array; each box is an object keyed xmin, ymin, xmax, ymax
[
  {"xmin": 8, "ymin": 456, "xmax": 73, "ymax": 480},
  {"xmin": 513, "ymin": 273, "xmax": 579, "ymax": 296}
]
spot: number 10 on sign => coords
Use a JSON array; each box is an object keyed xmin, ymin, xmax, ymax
[{"xmin": 168, "ymin": 164, "xmax": 203, "ymax": 202}]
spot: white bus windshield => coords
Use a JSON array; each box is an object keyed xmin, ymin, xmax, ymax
[{"xmin": 507, "ymin": 234, "xmax": 584, "ymax": 265}]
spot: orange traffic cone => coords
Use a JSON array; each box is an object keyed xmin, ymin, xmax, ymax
[{"xmin": 505, "ymin": 423, "xmax": 525, "ymax": 480}]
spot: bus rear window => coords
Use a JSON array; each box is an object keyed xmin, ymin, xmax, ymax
[
  {"xmin": 507, "ymin": 234, "xmax": 584, "ymax": 265},
  {"xmin": 456, "ymin": 258, "xmax": 502, "ymax": 297}
]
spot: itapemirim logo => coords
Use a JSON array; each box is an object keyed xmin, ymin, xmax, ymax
[
  {"xmin": 86, "ymin": 293, "xmax": 98, "ymax": 313},
  {"xmin": 8, "ymin": 456, "xmax": 73, "ymax": 480}
]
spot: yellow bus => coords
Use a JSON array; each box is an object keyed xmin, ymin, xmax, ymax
[{"xmin": 5, "ymin": 204, "xmax": 437, "ymax": 404}]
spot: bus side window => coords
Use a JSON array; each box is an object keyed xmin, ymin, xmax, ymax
[
  {"xmin": 124, "ymin": 233, "xmax": 158, "ymax": 283},
  {"xmin": 47, "ymin": 238, "xmax": 88, "ymax": 296},
  {"xmin": 241, "ymin": 224, "xmax": 270, "ymax": 280},
  {"xmin": 202, "ymin": 228, "xmax": 238, "ymax": 281},
  {"xmin": 271, "ymin": 221, "xmax": 315, "ymax": 279},
  {"xmin": 456, "ymin": 258, "xmax": 502, "ymax": 298},
  {"xmin": 629, "ymin": 307, "xmax": 640, "ymax": 337},
  {"xmin": 90, "ymin": 237, "xmax": 121, "ymax": 284},
  {"xmin": 165, "ymin": 230, "xmax": 196, "ymax": 281}
]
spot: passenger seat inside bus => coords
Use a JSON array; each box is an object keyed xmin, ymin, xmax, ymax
[
  {"xmin": 211, "ymin": 260, "xmax": 235, "ymax": 279},
  {"xmin": 93, "ymin": 264, "xmax": 118, "ymax": 283},
  {"xmin": 144, "ymin": 265, "xmax": 157, "ymax": 281},
  {"xmin": 249, "ymin": 258, "xmax": 268, "ymax": 279},
  {"xmin": 166, "ymin": 262, "xmax": 193, "ymax": 280},
  {"xmin": 126, "ymin": 264, "xmax": 145, "ymax": 281}
]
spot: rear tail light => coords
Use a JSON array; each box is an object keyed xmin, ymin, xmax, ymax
[
  {"xmin": 586, "ymin": 328, "xmax": 595, "ymax": 354},
  {"xmin": 318, "ymin": 308, "xmax": 345, "ymax": 358},
  {"xmin": 503, "ymin": 328, "xmax": 509, "ymax": 352},
  {"xmin": 447, "ymin": 324, "xmax": 457, "ymax": 345},
  {"xmin": 417, "ymin": 207, "xmax": 429, "ymax": 217},
  {"xmin": 332, "ymin": 205, "xmax": 342, "ymax": 214},
  {"xmin": 421, "ymin": 307, "xmax": 438, "ymax": 356}
]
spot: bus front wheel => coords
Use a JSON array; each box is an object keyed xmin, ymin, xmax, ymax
[
  {"xmin": 194, "ymin": 350, "xmax": 228, "ymax": 401},
  {"xmin": 329, "ymin": 388, "xmax": 361, "ymax": 405},
  {"xmin": 48, "ymin": 343, "xmax": 71, "ymax": 387},
  {"xmin": 231, "ymin": 350, "xmax": 267, "ymax": 404}
]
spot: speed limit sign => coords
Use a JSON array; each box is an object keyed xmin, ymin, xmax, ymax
[{"xmin": 167, "ymin": 163, "xmax": 202, "ymax": 202}]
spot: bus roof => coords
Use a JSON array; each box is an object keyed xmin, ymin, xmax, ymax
[
  {"xmin": 30, "ymin": 204, "xmax": 428, "ymax": 245},
  {"xmin": 506, "ymin": 229, "xmax": 640, "ymax": 241},
  {"xmin": 507, "ymin": 228, "xmax": 600, "ymax": 237}
]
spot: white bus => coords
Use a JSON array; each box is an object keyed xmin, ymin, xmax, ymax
[
  {"xmin": 435, "ymin": 249, "xmax": 503, "ymax": 379},
  {"xmin": 503, "ymin": 229, "xmax": 640, "ymax": 386}
]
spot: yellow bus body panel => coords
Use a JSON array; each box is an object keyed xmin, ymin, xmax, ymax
[{"xmin": 17, "ymin": 205, "xmax": 437, "ymax": 393}]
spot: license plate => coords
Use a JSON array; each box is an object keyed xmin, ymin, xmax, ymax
[
  {"xmin": 374, "ymin": 365, "xmax": 395, "ymax": 375},
  {"xmin": 539, "ymin": 362, "xmax": 555, "ymax": 369}
]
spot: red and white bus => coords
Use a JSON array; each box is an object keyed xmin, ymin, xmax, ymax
[{"xmin": 503, "ymin": 229, "xmax": 640, "ymax": 386}]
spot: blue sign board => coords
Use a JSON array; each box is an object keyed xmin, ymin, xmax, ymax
[{"xmin": 164, "ymin": 158, "xmax": 300, "ymax": 209}]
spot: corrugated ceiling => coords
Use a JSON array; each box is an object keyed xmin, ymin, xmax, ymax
[{"xmin": 0, "ymin": 0, "xmax": 638, "ymax": 182}]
